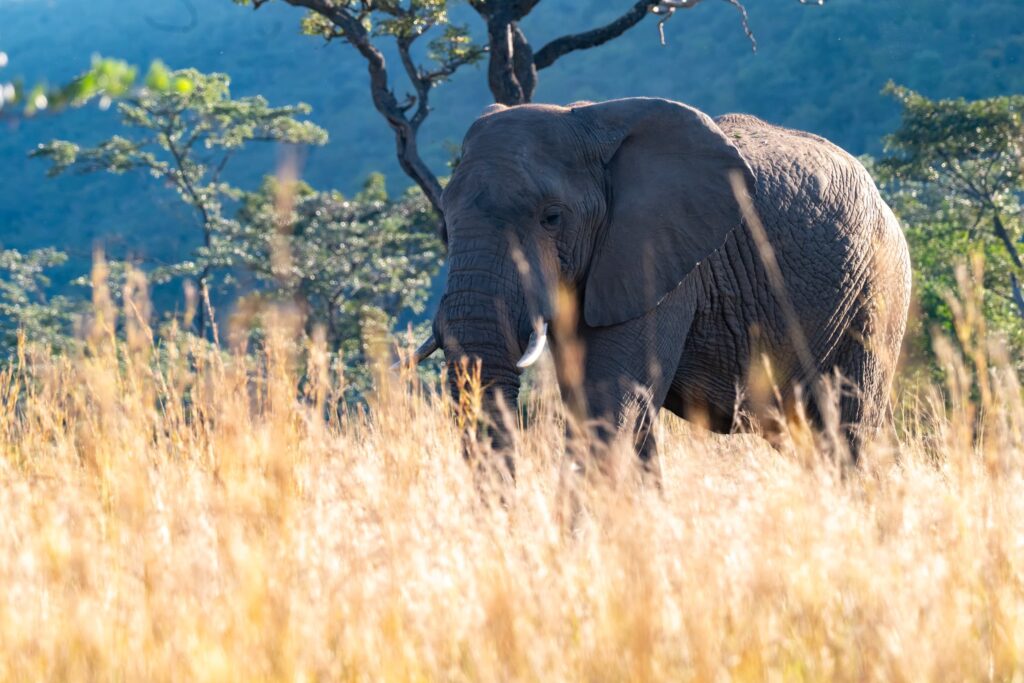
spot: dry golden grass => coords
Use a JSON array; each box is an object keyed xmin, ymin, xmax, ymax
[{"xmin": 2, "ymin": 273, "xmax": 1024, "ymax": 681}]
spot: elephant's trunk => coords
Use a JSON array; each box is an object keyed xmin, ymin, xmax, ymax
[{"xmin": 437, "ymin": 236, "xmax": 531, "ymax": 459}]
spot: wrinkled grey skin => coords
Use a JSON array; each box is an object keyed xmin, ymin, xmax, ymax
[{"xmin": 434, "ymin": 97, "xmax": 911, "ymax": 473}]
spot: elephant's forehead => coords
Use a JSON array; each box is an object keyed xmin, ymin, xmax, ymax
[
  {"xmin": 444, "ymin": 161, "xmax": 539, "ymax": 216},
  {"xmin": 446, "ymin": 108, "xmax": 589, "ymax": 215},
  {"xmin": 465, "ymin": 108, "xmax": 572, "ymax": 153}
]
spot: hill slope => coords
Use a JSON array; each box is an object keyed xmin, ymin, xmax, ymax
[{"xmin": 2, "ymin": 0, "xmax": 1023, "ymax": 286}]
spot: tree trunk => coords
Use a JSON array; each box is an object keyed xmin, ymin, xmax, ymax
[{"xmin": 487, "ymin": 17, "xmax": 536, "ymax": 104}]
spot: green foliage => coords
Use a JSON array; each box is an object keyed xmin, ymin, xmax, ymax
[
  {"xmin": 7, "ymin": 2, "xmax": 1023, "ymax": 292},
  {"xmin": 882, "ymin": 177, "xmax": 1024, "ymax": 367},
  {"xmin": 880, "ymin": 83, "xmax": 1024, "ymax": 204},
  {"xmin": 0, "ymin": 248, "xmax": 77, "ymax": 356},
  {"xmin": 31, "ymin": 64, "xmax": 328, "ymax": 334},
  {"xmin": 876, "ymin": 86, "xmax": 1024, "ymax": 368},
  {"xmin": 373, "ymin": 1, "xmax": 452, "ymax": 39},
  {"xmin": 233, "ymin": 0, "xmax": 486, "ymax": 211},
  {"xmin": 0, "ymin": 55, "xmax": 177, "ymax": 118},
  {"xmin": 7, "ymin": 3, "xmax": 1024, "ymax": 388},
  {"xmin": 21, "ymin": 58, "xmax": 443, "ymax": 398},
  {"xmin": 233, "ymin": 173, "xmax": 443, "ymax": 376},
  {"xmin": 235, "ymin": 0, "xmax": 484, "ymax": 67},
  {"xmin": 427, "ymin": 24, "xmax": 482, "ymax": 76}
]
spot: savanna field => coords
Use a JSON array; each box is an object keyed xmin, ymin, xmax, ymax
[
  {"xmin": 4, "ymin": 3, "xmax": 1024, "ymax": 681},
  {"xmin": 0, "ymin": 264, "xmax": 1021, "ymax": 682}
]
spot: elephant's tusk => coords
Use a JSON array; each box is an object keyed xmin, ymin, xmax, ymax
[
  {"xmin": 392, "ymin": 333, "xmax": 439, "ymax": 370},
  {"xmin": 516, "ymin": 322, "xmax": 548, "ymax": 369}
]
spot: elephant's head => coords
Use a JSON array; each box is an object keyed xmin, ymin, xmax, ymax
[{"xmin": 419, "ymin": 97, "xmax": 754, "ymax": 450}]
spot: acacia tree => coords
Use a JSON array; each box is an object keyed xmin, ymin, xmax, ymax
[
  {"xmin": 0, "ymin": 247, "xmax": 77, "ymax": 356},
  {"xmin": 234, "ymin": 172, "xmax": 443, "ymax": 349},
  {"xmin": 32, "ymin": 64, "xmax": 328, "ymax": 336},
  {"xmin": 235, "ymin": 0, "xmax": 825, "ymax": 223},
  {"xmin": 879, "ymin": 84, "xmax": 1024, "ymax": 318},
  {"xmin": 875, "ymin": 85, "xmax": 1024, "ymax": 374}
]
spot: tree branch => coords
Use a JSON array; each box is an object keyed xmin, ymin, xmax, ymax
[
  {"xmin": 164, "ymin": 122, "xmax": 217, "ymax": 334},
  {"xmin": 533, "ymin": 1, "xmax": 658, "ymax": 71},
  {"xmin": 422, "ymin": 49, "xmax": 487, "ymax": 84},
  {"xmin": 396, "ymin": 37, "xmax": 431, "ymax": 129},
  {"xmin": 993, "ymin": 210, "xmax": 1023, "ymax": 270},
  {"xmin": 278, "ymin": 0, "xmax": 445, "ymax": 222}
]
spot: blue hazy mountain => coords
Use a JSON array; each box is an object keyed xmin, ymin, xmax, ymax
[{"xmin": 2, "ymin": 0, "xmax": 1023, "ymax": 287}]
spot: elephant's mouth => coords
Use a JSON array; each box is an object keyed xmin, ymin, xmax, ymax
[{"xmin": 402, "ymin": 318, "xmax": 548, "ymax": 370}]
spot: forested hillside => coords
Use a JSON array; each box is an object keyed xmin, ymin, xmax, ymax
[{"xmin": 3, "ymin": 0, "xmax": 1023, "ymax": 282}]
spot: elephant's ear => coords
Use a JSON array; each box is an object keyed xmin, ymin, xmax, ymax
[{"xmin": 577, "ymin": 98, "xmax": 755, "ymax": 328}]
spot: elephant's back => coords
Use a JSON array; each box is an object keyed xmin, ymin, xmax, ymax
[
  {"xmin": 703, "ymin": 113, "xmax": 910, "ymax": 383},
  {"xmin": 715, "ymin": 113, "xmax": 890, "ymax": 244},
  {"xmin": 714, "ymin": 112, "xmax": 909, "ymax": 289}
]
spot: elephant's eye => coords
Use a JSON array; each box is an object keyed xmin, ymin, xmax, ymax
[{"xmin": 541, "ymin": 206, "xmax": 563, "ymax": 230}]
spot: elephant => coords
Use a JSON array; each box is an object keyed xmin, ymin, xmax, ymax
[{"xmin": 411, "ymin": 97, "xmax": 911, "ymax": 474}]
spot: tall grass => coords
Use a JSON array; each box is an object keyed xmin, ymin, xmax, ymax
[{"xmin": 2, "ymin": 263, "xmax": 1024, "ymax": 681}]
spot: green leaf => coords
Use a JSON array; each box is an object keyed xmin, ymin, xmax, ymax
[{"xmin": 145, "ymin": 61, "xmax": 172, "ymax": 92}]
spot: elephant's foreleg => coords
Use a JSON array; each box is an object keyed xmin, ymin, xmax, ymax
[{"xmin": 572, "ymin": 276, "xmax": 700, "ymax": 478}]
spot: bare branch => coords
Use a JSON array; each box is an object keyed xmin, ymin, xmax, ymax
[
  {"xmin": 422, "ymin": 48, "xmax": 487, "ymax": 84},
  {"xmin": 277, "ymin": 0, "xmax": 445, "ymax": 221},
  {"xmin": 652, "ymin": 0, "xmax": 754, "ymax": 50},
  {"xmin": 396, "ymin": 37, "xmax": 431, "ymax": 129},
  {"xmin": 722, "ymin": 0, "xmax": 755, "ymax": 51},
  {"xmin": 533, "ymin": 1, "xmax": 658, "ymax": 71}
]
